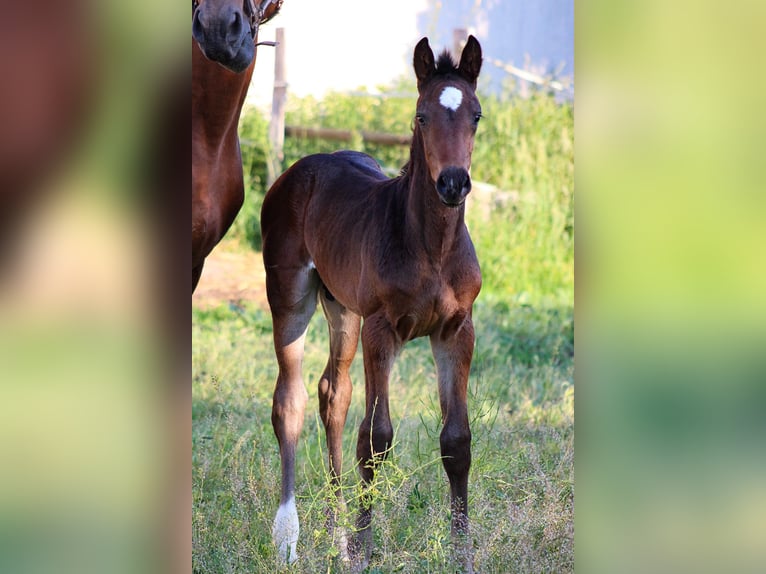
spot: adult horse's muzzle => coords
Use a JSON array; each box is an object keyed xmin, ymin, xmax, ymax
[
  {"xmin": 192, "ymin": 5, "xmax": 255, "ymax": 73},
  {"xmin": 436, "ymin": 166, "xmax": 472, "ymax": 207}
]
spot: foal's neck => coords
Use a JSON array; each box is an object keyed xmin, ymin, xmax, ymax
[{"xmin": 404, "ymin": 131, "xmax": 466, "ymax": 265}]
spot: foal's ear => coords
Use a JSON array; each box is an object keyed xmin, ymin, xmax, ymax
[
  {"xmin": 458, "ymin": 35, "xmax": 483, "ymax": 88},
  {"xmin": 413, "ymin": 37, "xmax": 435, "ymax": 89}
]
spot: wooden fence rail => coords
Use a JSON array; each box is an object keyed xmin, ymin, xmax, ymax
[{"xmin": 284, "ymin": 126, "xmax": 410, "ymax": 147}]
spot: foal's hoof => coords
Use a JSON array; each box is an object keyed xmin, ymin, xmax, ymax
[
  {"xmin": 273, "ymin": 498, "xmax": 299, "ymax": 563},
  {"xmin": 458, "ymin": 556, "xmax": 475, "ymax": 574},
  {"xmin": 347, "ymin": 530, "xmax": 372, "ymax": 573},
  {"xmin": 348, "ymin": 556, "xmax": 369, "ymax": 574},
  {"xmin": 452, "ymin": 540, "xmax": 475, "ymax": 573}
]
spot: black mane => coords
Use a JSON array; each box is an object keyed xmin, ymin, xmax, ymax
[{"xmin": 435, "ymin": 50, "xmax": 458, "ymax": 76}]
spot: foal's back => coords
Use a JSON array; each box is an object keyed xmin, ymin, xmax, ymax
[
  {"xmin": 261, "ymin": 150, "xmax": 397, "ymax": 307},
  {"xmin": 263, "ymin": 150, "xmax": 388, "ymax": 224}
]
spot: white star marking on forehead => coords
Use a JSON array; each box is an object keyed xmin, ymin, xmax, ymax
[{"xmin": 439, "ymin": 86, "xmax": 463, "ymax": 111}]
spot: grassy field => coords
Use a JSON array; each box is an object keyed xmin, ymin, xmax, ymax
[{"xmin": 193, "ymin": 86, "xmax": 573, "ymax": 572}]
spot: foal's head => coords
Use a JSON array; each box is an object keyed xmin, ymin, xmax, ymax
[
  {"xmin": 412, "ymin": 36, "xmax": 483, "ymax": 207},
  {"xmin": 192, "ymin": 0, "xmax": 279, "ymax": 73}
]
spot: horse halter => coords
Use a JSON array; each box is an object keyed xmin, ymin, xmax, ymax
[{"xmin": 192, "ymin": 0, "xmax": 281, "ymax": 44}]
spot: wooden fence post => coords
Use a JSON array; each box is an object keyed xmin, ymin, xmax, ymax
[
  {"xmin": 453, "ymin": 28, "xmax": 468, "ymax": 61},
  {"xmin": 268, "ymin": 27, "xmax": 286, "ymax": 188}
]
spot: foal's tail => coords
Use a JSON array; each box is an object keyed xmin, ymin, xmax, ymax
[{"xmin": 261, "ymin": 156, "xmax": 316, "ymax": 262}]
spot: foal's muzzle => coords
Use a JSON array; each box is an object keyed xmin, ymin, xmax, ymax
[{"xmin": 436, "ymin": 167, "xmax": 472, "ymax": 207}]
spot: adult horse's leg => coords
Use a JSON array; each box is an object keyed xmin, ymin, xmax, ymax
[
  {"xmin": 431, "ymin": 317, "xmax": 476, "ymax": 573},
  {"xmin": 317, "ymin": 288, "xmax": 361, "ymax": 559},
  {"xmin": 352, "ymin": 314, "xmax": 398, "ymax": 567},
  {"xmin": 265, "ymin": 262, "xmax": 319, "ymax": 563}
]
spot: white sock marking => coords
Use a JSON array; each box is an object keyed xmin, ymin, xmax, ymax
[
  {"xmin": 273, "ymin": 497, "xmax": 299, "ymax": 563},
  {"xmin": 439, "ymin": 86, "xmax": 463, "ymax": 111}
]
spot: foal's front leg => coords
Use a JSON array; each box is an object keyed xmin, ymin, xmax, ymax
[
  {"xmin": 352, "ymin": 315, "xmax": 398, "ymax": 567},
  {"xmin": 431, "ymin": 316, "xmax": 476, "ymax": 573}
]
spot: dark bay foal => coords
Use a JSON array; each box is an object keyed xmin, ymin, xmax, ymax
[{"xmin": 262, "ymin": 36, "xmax": 483, "ymax": 572}]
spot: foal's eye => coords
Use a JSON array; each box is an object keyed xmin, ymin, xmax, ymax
[
  {"xmin": 415, "ymin": 114, "xmax": 426, "ymax": 126},
  {"xmin": 474, "ymin": 112, "xmax": 483, "ymax": 124}
]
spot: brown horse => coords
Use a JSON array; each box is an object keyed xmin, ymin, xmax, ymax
[
  {"xmin": 192, "ymin": 0, "xmax": 281, "ymax": 292},
  {"xmin": 0, "ymin": 1, "xmax": 92, "ymax": 270},
  {"xmin": 262, "ymin": 36, "xmax": 483, "ymax": 571}
]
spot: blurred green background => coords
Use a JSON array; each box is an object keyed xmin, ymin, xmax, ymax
[
  {"xmin": 577, "ymin": 1, "xmax": 766, "ymax": 572},
  {"xmin": 0, "ymin": 2, "xmax": 184, "ymax": 574}
]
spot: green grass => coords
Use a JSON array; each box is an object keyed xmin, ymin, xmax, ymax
[{"xmin": 194, "ymin": 84, "xmax": 573, "ymax": 572}]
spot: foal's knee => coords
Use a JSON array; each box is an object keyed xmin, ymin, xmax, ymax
[
  {"xmin": 440, "ymin": 423, "xmax": 472, "ymax": 476},
  {"xmin": 357, "ymin": 418, "xmax": 393, "ymax": 456},
  {"xmin": 356, "ymin": 416, "xmax": 394, "ymax": 480},
  {"xmin": 371, "ymin": 419, "xmax": 394, "ymax": 457}
]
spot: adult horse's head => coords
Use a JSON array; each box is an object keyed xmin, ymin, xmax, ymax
[
  {"xmin": 192, "ymin": 0, "xmax": 279, "ymax": 73},
  {"xmin": 413, "ymin": 36, "xmax": 483, "ymax": 207}
]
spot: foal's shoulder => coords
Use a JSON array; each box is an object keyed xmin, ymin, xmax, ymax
[{"xmin": 450, "ymin": 229, "xmax": 482, "ymax": 275}]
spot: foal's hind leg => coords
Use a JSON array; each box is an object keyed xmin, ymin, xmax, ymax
[
  {"xmin": 317, "ymin": 288, "xmax": 361, "ymax": 559},
  {"xmin": 265, "ymin": 263, "xmax": 319, "ymax": 563}
]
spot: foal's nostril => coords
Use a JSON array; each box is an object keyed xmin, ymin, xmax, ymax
[{"xmin": 462, "ymin": 173, "xmax": 472, "ymax": 193}]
